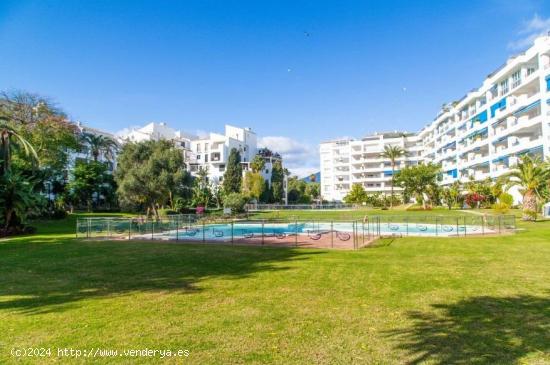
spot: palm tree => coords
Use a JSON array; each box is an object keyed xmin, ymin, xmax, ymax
[
  {"xmin": 80, "ymin": 133, "xmax": 118, "ymax": 162},
  {"xmin": 500, "ymin": 155, "xmax": 550, "ymax": 221},
  {"xmin": 380, "ymin": 145, "xmax": 406, "ymax": 208},
  {"xmin": 0, "ymin": 116, "xmax": 38, "ymax": 175},
  {"xmin": 0, "ymin": 170, "xmax": 40, "ymax": 230}
]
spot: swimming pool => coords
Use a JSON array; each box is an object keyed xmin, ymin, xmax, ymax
[{"xmin": 138, "ymin": 221, "xmax": 493, "ymax": 241}]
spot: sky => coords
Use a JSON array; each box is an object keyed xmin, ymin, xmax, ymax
[{"xmin": 1, "ymin": 0, "xmax": 550, "ymax": 177}]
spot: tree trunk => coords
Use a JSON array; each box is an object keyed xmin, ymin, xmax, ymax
[
  {"xmin": 4, "ymin": 208, "xmax": 14, "ymax": 230},
  {"xmin": 522, "ymin": 190, "xmax": 537, "ymax": 221}
]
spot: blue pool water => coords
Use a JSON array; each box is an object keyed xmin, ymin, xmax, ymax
[{"xmin": 142, "ymin": 222, "xmax": 491, "ymax": 241}]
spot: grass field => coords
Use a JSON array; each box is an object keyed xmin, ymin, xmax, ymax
[{"xmin": 1, "ymin": 210, "xmax": 549, "ymax": 364}]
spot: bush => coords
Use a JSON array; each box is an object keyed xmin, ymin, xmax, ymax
[
  {"xmin": 498, "ymin": 192, "xmax": 514, "ymax": 206},
  {"xmin": 464, "ymin": 193, "xmax": 485, "ymax": 208},
  {"xmin": 223, "ymin": 193, "xmax": 248, "ymax": 214},
  {"xmin": 492, "ymin": 202, "xmax": 510, "ymax": 214}
]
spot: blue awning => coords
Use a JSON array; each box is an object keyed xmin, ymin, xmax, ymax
[
  {"xmin": 492, "ymin": 136, "xmax": 508, "ymax": 144},
  {"xmin": 491, "ymin": 117, "xmax": 507, "ymax": 127},
  {"xmin": 516, "ymin": 145, "xmax": 544, "ymax": 156},
  {"xmin": 469, "ymin": 110, "xmax": 488, "ymax": 127},
  {"xmin": 492, "ymin": 155, "xmax": 509, "ymax": 163},
  {"xmin": 464, "ymin": 127, "xmax": 488, "ymax": 140},
  {"xmin": 446, "ymin": 169, "xmax": 458, "ymax": 178},
  {"xmin": 443, "ymin": 141, "xmax": 456, "ymax": 149},
  {"xmin": 468, "ymin": 161, "xmax": 490, "ymax": 169},
  {"xmin": 490, "ymin": 98, "xmax": 507, "ymax": 118},
  {"xmin": 513, "ymin": 99, "xmax": 541, "ymax": 116}
]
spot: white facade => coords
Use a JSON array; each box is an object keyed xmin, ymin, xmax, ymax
[
  {"xmin": 186, "ymin": 125, "xmax": 261, "ymax": 184},
  {"xmin": 119, "ymin": 122, "xmax": 195, "ymax": 150},
  {"xmin": 118, "ymin": 122, "xmax": 279, "ymax": 185},
  {"xmin": 73, "ymin": 122, "xmax": 120, "ymax": 170},
  {"xmin": 320, "ymin": 132, "xmax": 422, "ymax": 201},
  {"xmin": 418, "ymin": 35, "xmax": 550, "ymax": 202},
  {"xmin": 321, "ymin": 35, "xmax": 550, "ymax": 202}
]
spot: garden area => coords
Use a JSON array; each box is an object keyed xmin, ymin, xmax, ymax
[
  {"xmin": 1, "ymin": 91, "xmax": 550, "ymax": 364},
  {"xmin": 1, "ymin": 210, "xmax": 549, "ymax": 364}
]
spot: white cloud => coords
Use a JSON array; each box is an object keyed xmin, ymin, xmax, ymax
[
  {"xmin": 508, "ymin": 14, "xmax": 550, "ymax": 51},
  {"xmin": 258, "ymin": 136, "xmax": 319, "ymax": 178}
]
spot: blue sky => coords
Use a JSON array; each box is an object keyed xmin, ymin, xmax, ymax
[{"xmin": 1, "ymin": 1, "xmax": 549, "ymax": 176}]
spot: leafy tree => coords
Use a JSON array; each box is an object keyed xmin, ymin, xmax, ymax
[
  {"xmin": 242, "ymin": 171, "xmax": 265, "ymax": 201},
  {"xmin": 344, "ymin": 183, "xmax": 367, "ymax": 204},
  {"xmin": 441, "ymin": 181, "xmax": 461, "ymax": 210},
  {"xmin": 270, "ymin": 159, "xmax": 284, "ymax": 203},
  {"xmin": 191, "ymin": 167, "xmax": 212, "ymax": 207},
  {"xmin": 223, "ymin": 148, "xmax": 242, "ymax": 194},
  {"xmin": 115, "ymin": 140, "xmax": 192, "ymax": 217},
  {"xmin": 223, "ymin": 192, "xmax": 248, "ymax": 213},
  {"xmin": 80, "ymin": 132, "xmax": 119, "ymax": 162},
  {"xmin": 259, "ymin": 180, "xmax": 272, "ymax": 203},
  {"xmin": 305, "ymin": 182, "xmax": 320, "ymax": 202},
  {"xmin": 380, "ymin": 145, "xmax": 406, "ymax": 208},
  {"xmin": 499, "ymin": 155, "xmax": 550, "ymax": 221},
  {"xmin": 394, "ymin": 163, "xmax": 440, "ymax": 209},
  {"xmin": 250, "ymin": 155, "xmax": 266, "ymax": 173},
  {"xmin": 211, "ymin": 182, "xmax": 224, "ymax": 208},
  {"xmin": 1, "ymin": 91, "xmax": 81, "ymax": 209},
  {"xmin": 287, "ymin": 177, "xmax": 311, "ymax": 204},
  {"xmin": 67, "ymin": 161, "xmax": 115, "ymax": 211}
]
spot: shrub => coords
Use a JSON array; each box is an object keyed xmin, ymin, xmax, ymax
[
  {"xmin": 523, "ymin": 209, "xmax": 538, "ymax": 221},
  {"xmin": 492, "ymin": 202, "xmax": 510, "ymax": 214},
  {"xmin": 498, "ymin": 192, "xmax": 514, "ymax": 206},
  {"xmin": 464, "ymin": 193, "xmax": 485, "ymax": 208},
  {"xmin": 223, "ymin": 193, "xmax": 248, "ymax": 214}
]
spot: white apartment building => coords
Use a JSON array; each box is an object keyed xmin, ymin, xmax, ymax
[
  {"xmin": 119, "ymin": 123, "xmax": 280, "ymax": 185},
  {"xmin": 321, "ymin": 35, "xmax": 550, "ymax": 202},
  {"xmin": 419, "ymin": 35, "xmax": 550, "ymax": 202},
  {"xmin": 320, "ymin": 132, "xmax": 422, "ymax": 201},
  {"xmin": 119, "ymin": 122, "xmax": 195, "ymax": 150},
  {"xmin": 73, "ymin": 121, "xmax": 120, "ymax": 170}
]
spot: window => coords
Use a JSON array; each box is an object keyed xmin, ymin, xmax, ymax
[
  {"xmin": 511, "ymin": 70, "xmax": 521, "ymax": 88},
  {"xmin": 527, "ymin": 67, "xmax": 536, "ymax": 76},
  {"xmin": 196, "ymin": 144, "xmax": 201, "ymax": 153},
  {"xmin": 205, "ymin": 143, "xmax": 209, "ymax": 152},
  {"xmin": 500, "ymin": 79, "xmax": 509, "ymax": 96},
  {"xmin": 205, "ymin": 155, "xmax": 208, "ymax": 162},
  {"xmin": 197, "ymin": 154, "xmax": 201, "ymax": 160}
]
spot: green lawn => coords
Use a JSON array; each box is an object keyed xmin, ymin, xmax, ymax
[{"xmin": 1, "ymin": 212, "xmax": 549, "ymax": 364}]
